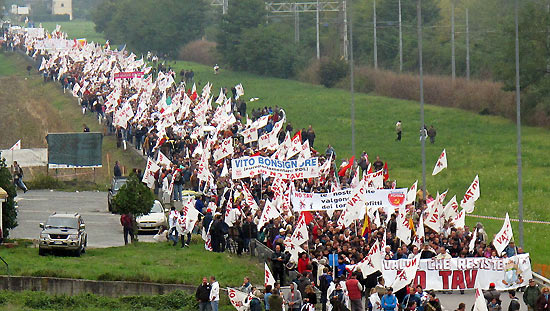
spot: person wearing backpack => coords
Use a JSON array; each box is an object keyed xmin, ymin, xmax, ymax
[{"xmin": 319, "ymin": 268, "xmax": 333, "ymax": 311}]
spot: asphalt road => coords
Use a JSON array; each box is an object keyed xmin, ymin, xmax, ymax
[
  {"xmin": 11, "ymin": 190, "xmax": 155, "ymax": 248},
  {"xmin": 436, "ymin": 290, "xmax": 527, "ymax": 311}
]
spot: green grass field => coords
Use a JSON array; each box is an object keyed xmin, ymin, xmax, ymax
[{"xmin": 0, "ymin": 240, "xmax": 262, "ymax": 288}]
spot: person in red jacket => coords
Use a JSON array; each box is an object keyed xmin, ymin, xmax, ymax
[
  {"xmin": 346, "ymin": 272, "xmax": 364, "ymax": 311},
  {"xmin": 297, "ymin": 252, "xmax": 310, "ymax": 274}
]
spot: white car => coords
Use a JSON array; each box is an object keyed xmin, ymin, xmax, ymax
[{"xmin": 136, "ymin": 201, "xmax": 167, "ymax": 232}]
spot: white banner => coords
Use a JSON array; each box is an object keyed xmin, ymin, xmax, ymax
[
  {"xmin": 232, "ymin": 156, "xmax": 319, "ymax": 180},
  {"xmin": 290, "ymin": 188, "xmax": 407, "ymax": 212},
  {"xmin": 379, "ymin": 254, "xmax": 532, "ymax": 291}
]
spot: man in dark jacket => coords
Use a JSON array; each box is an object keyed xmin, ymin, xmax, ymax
[
  {"xmin": 271, "ymin": 244, "xmax": 286, "ymax": 285},
  {"xmin": 209, "ymin": 214, "xmax": 224, "ymax": 253},
  {"xmin": 508, "ymin": 290, "xmax": 521, "ymax": 311},
  {"xmin": 196, "ymin": 276, "xmax": 212, "ymax": 311},
  {"xmin": 523, "ymin": 279, "xmax": 541, "ymax": 311},
  {"xmin": 241, "ymin": 216, "xmax": 257, "ymax": 252}
]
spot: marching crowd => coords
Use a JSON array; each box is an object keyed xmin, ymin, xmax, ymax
[{"xmin": 2, "ymin": 26, "xmax": 545, "ymax": 311}]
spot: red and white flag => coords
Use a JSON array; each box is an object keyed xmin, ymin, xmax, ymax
[
  {"xmin": 443, "ymin": 195, "xmax": 459, "ymax": 220},
  {"xmin": 460, "ymin": 175, "xmax": 480, "ymax": 213},
  {"xmin": 391, "ymin": 254, "xmax": 421, "ymax": 292},
  {"xmin": 227, "ymin": 288, "xmax": 249, "ymax": 311},
  {"xmin": 406, "ymin": 180, "xmax": 417, "ymax": 205},
  {"xmin": 432, "ymin": 149, "xmax": 447, "ymax": 175},
  {"xmin": 396, "ymin": 205, "xmax": 412, "ymax": 245},
  {"xmin": 213, "ymin": 137, "xmax": 234, "ymax": 162},
  {"xmin": 286, "ymin": 132, "xmax": 302, "ymax": 159},
  {"xmin": 142, "ymin": 158, "xmax": 160, "ymax": 189},
  {"xmin": 473, "ymin": 284, "xmax": 489, "ymax": 311},
  {"xmin": 451, "ymin": 209, "xmax": 465, "ymax": 229},
  {"xmin": 258, "ymin": 199, "xmax": 280, "ymax": 230},
  {"xmin": 356, "ymin": 240, "xmax": 383, "ymax": 277},
  {"xmin": 235, "ymin": 83, "xmax": 244, "ymax": 99},
  {"xmin": 412, "ymin": 215, "xmax": 425, "ymax": 248},
  {"xmin": 291, "ymin": 214, "xmax": 309, "ymax": 246},
  {"xmin": 156, "ymin": 150, "xmax": 172, "ymax": 167},
  {"xmin": 493, "ymin": 213, "xmax": 514, "ymax": 255},
  {"xmin": 265, "ymin": 263, "xmax": 276, "ymax": 287},
  {"xmin": 424, "ymin": 197, "xmax": 442, "ymax": 232},
  {"xmin": 9, "ymin": 140, "xmax": 21, "ymax": 151},
  {"xmin": 242, "ymin": 184, "xmax": 259, "ymax": 213}
]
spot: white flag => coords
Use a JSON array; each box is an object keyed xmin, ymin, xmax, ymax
[
  {"xmin": 156, "ymin": 151, "xmax": 172, "ymax": 167},
  {"xmin": 460, "ymin": 175, "xmax": 480, "ymax": 213},
  {"xmin": 424, "ymin": 199, "xmax": 442, "ymax": 233},
  {"xmin": 391, "ymin": 254, "xmax": 421, "ymax": 292},
  {"xmin": 406, "ymin": 180, "xmax": 417, "ymax": 205},
  {"xmin": 258, "ymin": 199, "xmax": 280, "ymax": 230},
  {"xmin": 291, "ymin": 215, "xmax": 308, "ymax": 246},
  {"xmin": 451, "ymin": 209, "xmax": 466, "ymax": 229},
  {"xmin": 443, "ymin": 195, "xmax": 459, "ymax": 220},
  {"xmin": 286, "ymin": 132, "xmax": 302, "ymax": 159},
  {"xmin": 493, "ymin": 213, "xmax": 514, "ymax": 255},
  {"xmin": 242, "ymin": 184, "xmax": 259, "ymax": 214},
  {"xmin": 142, "ymin": 158, "xmax": 160, "ymax": 189},
  {"xmin": 235, "ymin": 83, "xmax": 244, "ymax": 99},
  {"xmin": 357, "ymin": 240, "xmax": 383, "ymax": 277},
  {"xmin": 469, "ymin": 228, "xmax": 478, "ymax": 253},
  {"xmin": 9, "ymin": 140, "xmax": 21, "ymax": 151},
  {"xmin": 242, "ymin": 126, "xmax": 258, "ymax": 144},
  {"xmin": 265, "ymin": 263, "xmax": 276, "ymax": 287},
  {"xmin": 396, "ymin": 205, "xmax": 412, "ymax": 245},
  {"xmin": 227, "ymin": 288, "xmax": 249, "ymax": 311},
  {"xmin": 432, "ymin": 149, "xmax": 447, "ymax": 175},
  {"xmin": 350, "ymin": 167, "xmax": 361, "ymax": 189},
  {"xmin": 220, "ymin": 160, "xmax": 229, "ymax": 177},
  {"xmin": 412, "ymin": 215, "xmax": 425, "ymax": 249},
  {"xmin": 213, "ymin": 137, "xmax": 234, "ymax": 162},
  {"xmin": 473, "ymin": 284, "xmax": 489, "ymax": 311}
]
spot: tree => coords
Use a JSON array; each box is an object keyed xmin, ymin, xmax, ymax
[
  {"xmin": 92, "ymin": 0, "xmax": 208, "ymax": 56},
  {"xmin": 0, "ymin": 158, "xmax": 18, "ymax": 239},
  {"xmin": 319, "ymin": 57, "xmax": 348, "ymax": 88},
  {"xmin": 216, "ymin": 0, "xmax": 266, "ymax": 69},
  {"xmin": 112, "ymin": 173, "xmax": 154, "ymax": 217}
]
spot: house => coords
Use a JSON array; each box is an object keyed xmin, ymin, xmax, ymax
[{"xmin": 51, "ymin": 0, "xmax": 72, "ymax": 20}]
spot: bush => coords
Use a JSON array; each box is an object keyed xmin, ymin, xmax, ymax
[
  {"xmin": 0, "ymin": 158, "xmax": 18, "ymax": 238},
  {"xmin": 297, "ymin": 59, "xmax": 321, "ymax": 85},
  {"xmin": 112, "ymin": 173, "xmax": 154, "ymax": 217},
  {"xmin": 179, "ymin": 40, "xmax": 217, "ymax": 66},
  {"xmin": 27, "ymin": 174, "xmax": 63, "ymax": 190},
  {"xmin": 319, "ymin": 57, "xmax": 348, "ymax": 88}
]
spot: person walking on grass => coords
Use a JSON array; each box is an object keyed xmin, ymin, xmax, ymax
[
  {"xmin": 196, "ymin": 276, "xmax": 212, "ymax": 311},
  {"xmin": 427, "ymin": 125, "xmax": 437, "ymax": 144},
  {"xmin": 396, "ymin": 120, "xmax": 402, "ymax": 141}
]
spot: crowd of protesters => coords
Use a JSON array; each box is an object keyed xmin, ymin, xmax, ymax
[{"xmin": 2, "ymin": 26, "xmax": 542, "ymax": 311}]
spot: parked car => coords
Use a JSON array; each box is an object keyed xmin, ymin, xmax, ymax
[
  {"xmin": 108, "ymin": 176, "xmax": 128, "ymax": 212},
  {"xmin": 39, "ymin": 213, "xmax": 87, "ymax": 256},
  {"xmin": 136, "ymin": 200, "xmax": 167, "ymax": 232}
]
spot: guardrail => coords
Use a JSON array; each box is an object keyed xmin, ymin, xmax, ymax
[{"xmin": 533, "ymin": 272, "xmax": 550, "ymax": 287}]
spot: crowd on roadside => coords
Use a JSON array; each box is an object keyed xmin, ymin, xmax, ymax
[{"xmin": 1, "ymin": 26, "xmax": 541, "ymax": 311}]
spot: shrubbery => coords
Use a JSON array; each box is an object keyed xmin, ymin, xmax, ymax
[
  {"xmin": 179, "ymin": 40, "xmax": 217, "ymax": 66},
  {"xmin": 319, "ymin": 57, "xmax": 348, "ymax": 88}
]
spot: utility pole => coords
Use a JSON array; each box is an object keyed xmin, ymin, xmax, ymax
[
  {"xmin": 399, "ymin": 0, "xmax": 403, "ymax": 72},
  {"xmin": 466, "ymin": 8, "xmax": 470, "ymax": 80},
  {"xmin": 294, "ymin": 3, "xmax": 300, "ymax": 43},
  {"xmin": 373, "ymin": 0, "xmax": 378, "ymax": 69},
  {"xmin": 417, "ymin": 0, "xmax": 426, "ymax": 201},
  {"xmin": 223, "ymin": 0, "xmax": 228, "ymax": 15},
  {"xmin": 451, "ymin": 0, "xmax": 456, "ymax": 81},
  {"xmin": 547, "ymin": 0, "xmax": 550, "ymax": 73},
  {"xmin": 514, "ymin": 0, "xmax": 524, "ymax": 248},
  {"xmin": 343, "ymin": 0, "xmax": 349, "ymax": 60},
  {"xmin": 348, "ymin": 0, "xmax": 355, "ymax": 157},
  {"xmin": 316, "ymin": 0, "xmax": 320, "ymax": 60}
]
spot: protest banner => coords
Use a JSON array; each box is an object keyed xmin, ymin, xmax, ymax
[
  {"xmin": 231, "ymin": 156, "xmax": 320, "ymax": 180},
  {"xmin": 290, "ymin": 188, "xmax": 407, "ymax": 212},
  {"xmin": 114, "ymin": 71, "xmax": 144, "ymax": 79},
  {"xmin": 381, "ymin": 254, "xmax": 532, "ymax": 291}
]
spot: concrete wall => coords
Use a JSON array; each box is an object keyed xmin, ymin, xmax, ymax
[{"xmin": 0, "ymin": 275, "xmax": 196, "ymax": 297}]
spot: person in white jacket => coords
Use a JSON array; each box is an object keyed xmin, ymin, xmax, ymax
[{"xmin": 210, "ymin": 276, "xmax": 219, "ymax": 311}]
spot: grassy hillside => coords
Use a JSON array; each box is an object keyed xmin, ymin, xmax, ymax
[
  {"xmin": 0, "ymin": 52, "xmax": 144, "ymax": 186},
  {"xmin": 39, "ymin": 20, "xmax": 107, "ymax": 45}
]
